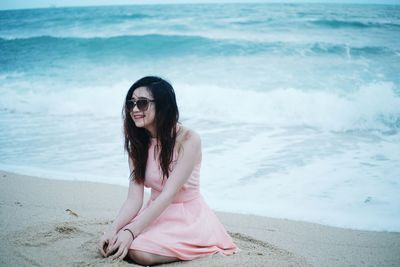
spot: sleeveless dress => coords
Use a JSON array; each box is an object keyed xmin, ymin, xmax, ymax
[{"xmin": 128, "ymin": 130, "xmax": 239, "ymax": 260}]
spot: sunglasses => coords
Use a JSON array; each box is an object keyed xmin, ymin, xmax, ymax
[{"xmin": 126, "ymin": 98, "xmax": 155, "ymax": 112}]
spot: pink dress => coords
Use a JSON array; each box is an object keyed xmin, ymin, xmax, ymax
[{"xmin": 128, "ymin": 134, "xmax": 239, "ymax": 260}]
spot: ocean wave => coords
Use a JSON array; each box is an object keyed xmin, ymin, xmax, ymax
[
  {"xmin": 309, "ymin": 42, "xmax": 396, "ymax": 57},
  {"xmin": 0, "ymin": 34, "xmax": 227, "ymax": 67},
  {"xmin": 177, "ymin": 82, "xmax": 400, "ymax": 132},
  {"xmin": 0, "ymin": 35, "xmax": 397, "ymax": 64},
  {"xmin": 309, "ymin": 19, "xmax": 400, "ymax": 29},
  {"xmin": 109, "ymin": 13, "xmax": 153, "ymax": 20},
  {"xmin": 1, "ymin": 81, "xmax": 399, "ymax": 132}
]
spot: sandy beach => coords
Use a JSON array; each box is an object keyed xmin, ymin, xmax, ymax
[{"xmin": 0, "ymin": 169, "xmax": 399, "ymax": 267}]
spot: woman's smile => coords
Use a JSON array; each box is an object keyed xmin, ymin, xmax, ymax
[{"xmin": 133, "ymin": 113, "xmax": 145, "ymax": 120}]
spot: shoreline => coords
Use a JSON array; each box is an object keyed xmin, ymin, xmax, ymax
[{"xmin": 1, "ymin": 169, "xmax": 399, "ymax": 266}]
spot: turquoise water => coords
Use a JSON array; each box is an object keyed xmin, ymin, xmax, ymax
[{"xmin": 0, "ymin": 3, "xmax": 399, "ymax": 231}]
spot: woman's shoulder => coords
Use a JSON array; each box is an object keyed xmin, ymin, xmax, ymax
[{"xmin": 176, "ymin": 124, "xmax": 201, "ymax": 146}]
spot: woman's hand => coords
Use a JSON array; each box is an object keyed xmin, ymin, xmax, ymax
[
  {"xmin": 105, "ymin": 229, "xmax": 135, "ymax": 260},
  {"xmin": 98, "ymin": 229, "xmax": 117, "ymax": 257}
]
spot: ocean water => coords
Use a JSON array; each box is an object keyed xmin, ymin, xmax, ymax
[{"xmin": 1, "ymin": 3, "xmax": 399, "ymax": 232}]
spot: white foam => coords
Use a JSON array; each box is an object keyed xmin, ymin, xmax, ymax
[
  {"xmin": 201, "ymin": 128, "xmax": 400, "ymax": 232},
  {"xmin": 2, "ymin": 80, "xmax": 399, "ymax": 132},
  {"xmin": 176, "ymin": 81, "xmax": 400, "ymax": 131},
  {"xmin": 0, "ymin": 80, "xmax": 131, "ymax": 118}
]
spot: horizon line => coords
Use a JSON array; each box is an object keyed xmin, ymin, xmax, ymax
[{"xmin": 1, "ymin": 1, "xmax": 399, "ymax": 12}]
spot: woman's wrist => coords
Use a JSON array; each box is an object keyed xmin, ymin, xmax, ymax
[{"xmin": 123, "ymin": 228, "xmax": 135, "ymax": 241}]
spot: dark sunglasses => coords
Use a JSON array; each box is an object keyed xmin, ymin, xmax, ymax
[{"xmin": 126, "ymin": 98, "xmax": 155, "ymax": 112}]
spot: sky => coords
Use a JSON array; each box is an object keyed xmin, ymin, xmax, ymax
[{"xmin": 0, "ymin": 0, "xmax": 398, "ymax": 10}]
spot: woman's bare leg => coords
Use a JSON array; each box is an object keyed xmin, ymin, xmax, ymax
[{"xmin": 127, "ymin": 249, "xmax": 180, "ymax": 266}]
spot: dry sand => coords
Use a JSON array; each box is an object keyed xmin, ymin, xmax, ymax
[{"xmin": 1, "ymin": 170, "xmax": 399, "ymax": 266}]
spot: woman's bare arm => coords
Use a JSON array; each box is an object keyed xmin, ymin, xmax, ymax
[
  {"xmin": 107, "ymin": 157, "xmax": 144, "ymax": 232},
  {"xmin": 122, "ymin": 130, "xmax": 201, "ymax": 237}
]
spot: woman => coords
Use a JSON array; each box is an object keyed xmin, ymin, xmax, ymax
[{"xmin": 98, "ymin": 76, "xmax": 238, "ymax": 265}]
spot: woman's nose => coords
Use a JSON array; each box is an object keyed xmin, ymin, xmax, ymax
[{"xmin": 132, "ymin": 103, "xmax": 140, "ymax": 112}]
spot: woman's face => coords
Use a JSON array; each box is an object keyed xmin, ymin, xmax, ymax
[{"xmin": 130, "ymin": 86, "xmax": 156, "ymax": 134}]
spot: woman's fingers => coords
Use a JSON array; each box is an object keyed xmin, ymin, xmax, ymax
[
  {"xmin": 105, "ymin": 241, "xmax": 119, "ymax": 257},
  {"xmin": 99, "ymin": 232, "xmax": 129, "ymax": 261},
  {"xmin": 98, "ymin": 238, "xmax": 107, "ymax": 257},
  {"xmin": 118, "ymin": 247, "xmax": 128, "ymax": 261},
  {"xmin": 98, "ymin": 243, "xmax": 105, "ymax": 257},
  {"xmin": 111, "ymin": 246, "xmax": 128, "ymax": 261},
  {"xmin": 110, "ymin": 245, "xmax": 125, "ymax": 260},
  {"xmin": 108, "ymin": 236, "xmax": 117, "ymax": 250},
  {"xmin": 105, "ymin": 237, "xmax": 114, "ymax": 254}
]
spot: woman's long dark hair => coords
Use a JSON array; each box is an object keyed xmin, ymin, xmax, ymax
[{"xmin": 122, "ymin": 76, "xmax": 179, "ymax": 184}]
